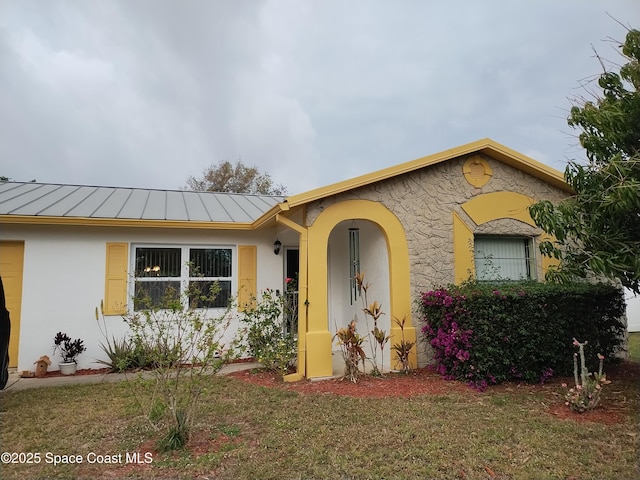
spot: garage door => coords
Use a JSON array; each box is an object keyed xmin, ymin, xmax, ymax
[{"xmin": 0, "ymin": 241, "xmax": 24, "ymax": 368}]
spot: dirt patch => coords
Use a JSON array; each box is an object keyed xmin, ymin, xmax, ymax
[{"xmin": 546, "ymin": 403, "xmax": 624, "ymax": 424}]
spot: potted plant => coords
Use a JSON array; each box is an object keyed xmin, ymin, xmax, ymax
[{"xmin": 53, "ymin": 332, "xmax": 86, "ymax": 375}]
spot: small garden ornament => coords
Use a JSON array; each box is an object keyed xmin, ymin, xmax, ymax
[{"xmin": 33, "ymin": 355, "xmax": 52, "ymax": 378}]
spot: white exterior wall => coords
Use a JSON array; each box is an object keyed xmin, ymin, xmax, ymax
[
  {"xmin": 328, "ymin": 220, "xmax": 390, "ymax": 369},
  {"xmin": 2, "ymin": 224, "xmax": 285, "ymax": 372},
  {"xmin": 626, "ymin": 289, "xmax": 640, "ymax": 332}
]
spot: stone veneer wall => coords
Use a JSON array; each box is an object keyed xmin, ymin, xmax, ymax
[{"xmin": 304, "ymin": 154, "xmax": 569, "ymax": 365}]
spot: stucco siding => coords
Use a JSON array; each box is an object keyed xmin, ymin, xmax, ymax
[
  {"xmin": 304, "ymin": 154, "xmax": 569, "ymax": 366},
  {"xmin": 1, "ymin": 224, "xmax": 283, "ymax": 372},
  {"xmin": 307, "ymin": 154, "xmax": 567, "ymax": 292}
]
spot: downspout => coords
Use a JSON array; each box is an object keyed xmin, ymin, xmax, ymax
[{"xmin": 276, "ymin": 213, "xmax": 308, "ymax": 382}]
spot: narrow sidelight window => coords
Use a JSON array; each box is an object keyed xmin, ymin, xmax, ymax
[{"xmin": 349, "ymin": 228, "xmax": 360, "ymax": 304}]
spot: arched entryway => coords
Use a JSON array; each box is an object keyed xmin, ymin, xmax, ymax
[
  {"xmin": 304, "ymin": 199, "xmax": 416, "ymax": 378},
  {"xmin": 327, "ymin": 219, "xmax": 390, "ymax": 374}
]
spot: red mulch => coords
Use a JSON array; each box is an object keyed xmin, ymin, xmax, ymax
[
  {"xmin": 228, "ymin": 365, "xmax": 472, "ymax": 397},
  {"xmin": 228, "ymin": 362, "xmax": 640, "ymax": 425},
  {"xmin": 42, "ymin": 367, "xmax": 112, "ymax": 377}
]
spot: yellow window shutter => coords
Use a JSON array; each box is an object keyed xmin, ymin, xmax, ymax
[
  {"xmin": 237, "ymin": 245, "xmax": 257, "ymax": 312},
  {"xmin": 104, "ymin": 242, "xmax": 128, "ymax": 315}
]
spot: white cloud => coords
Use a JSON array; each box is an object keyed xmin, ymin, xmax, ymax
[{"xmin": 0, "ymin": 0, "xmax": 637, "ymax": 192}]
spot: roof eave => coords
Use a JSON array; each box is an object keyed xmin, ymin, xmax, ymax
[
  {"xmin": 251, "ymin": 201, "xmax": 290, "ymax": 229},
  {"xmin": 0, "ymin": 215, "xmax": 255, "ymax": 230}
]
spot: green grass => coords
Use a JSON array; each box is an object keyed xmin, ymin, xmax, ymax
[
  {"xmin": 1, "ymin": 369, "xmax": 639, "ymax": 480},
  {"xmin": 628, "ymin": 332, "xmax": 640, "ymax": 362}
]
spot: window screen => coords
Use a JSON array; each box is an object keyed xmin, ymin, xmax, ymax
[
  {"xmin": 133, "ymin": 246, "xmax": 233, "ymax": 310},
  {"xmin": 474, "ymin": 236, "xmax": 535, "ymax": 281}
]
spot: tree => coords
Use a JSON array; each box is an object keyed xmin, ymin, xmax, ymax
[
  {"xmin": 0, "ymin": 176, "xmax": 36, "ymax": 182},
  {"xmin": 529, "ymin": 28, "xmax": 640, "ymax": 293},
  {"xmin": 185, "ymin": 160, "xmax": 287, "ymax": 195}
]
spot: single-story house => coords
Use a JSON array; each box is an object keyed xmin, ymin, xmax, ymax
[{"xmin": 0, "ymin": 139, "xmax": 576, "ymax": 379}]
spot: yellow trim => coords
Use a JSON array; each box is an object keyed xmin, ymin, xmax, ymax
[
  {"xmin": 276, "ymin": 214, "xmax": 308, "ymax": 382},
  {"xmin": 286, "ymin": 138, "xmax": 569, "ymax": 208},
  {"xmin": 0, "ymin": 241, "xmax": 24, "ymax": 368},
  {"xmin": 0, "ymin": 215, "xmax": 257, "ymax": 230},
  {"xmin": 455, "ymin": 191, "xmax": 542, "ymax": 284},
  {"xmin": 237, "ymin": 245, "xmax": 257, "ymax": 312},
  {"xmin": 462, "ymin": 155, "xmax": 493, "ymax": 188},
  {"xmin": 462, "ymin": 191, "xmax": 537, "ymax": 227},
  {"xmin": 306, "ymin": 199, "xmax": 416, "ymax": 378},
  {"xmin": 104, "ymin": 242, "xmax": 128, "ymax": 315},
  {"xmin": 252, "ymin": 203, "xmax": 288, "ymax": 228},
  {"xmin": 453, "ymin": 212, "xmax": 475, "ymax": 284},
  {"xmin": 540, "ymin": 232, "xmax": 560, "ymax": 275}
]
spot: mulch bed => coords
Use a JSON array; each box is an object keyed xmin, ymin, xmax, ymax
[
  {"xmin": 228, "ymin": 361, "xmax": 640, "ymax": 425},
  {"xmin": 228, "ymin": 365, "xmax": 472, "ymax": 397},
  {"xmin": 41, "ymin": 367, "xmax": 112, "ymax": 377}
]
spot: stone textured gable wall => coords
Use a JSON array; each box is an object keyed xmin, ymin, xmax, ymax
[{"xmin": 305, "ymin": 154, "xmax": 568, "ymax": 303}]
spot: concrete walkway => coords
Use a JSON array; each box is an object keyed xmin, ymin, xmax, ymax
[{"xmin": 0, "ymin": 361, "xmax": 262, "ymax": 392}]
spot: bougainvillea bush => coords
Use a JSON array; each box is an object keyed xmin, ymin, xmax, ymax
[{"xmin": 419, "ymin": 281, "xmax": 625, "ymax": 390}]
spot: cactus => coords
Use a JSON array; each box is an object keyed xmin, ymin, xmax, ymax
[{"xmin": 563, "ymin": 339, "xmax": 610, "ymax": 413}]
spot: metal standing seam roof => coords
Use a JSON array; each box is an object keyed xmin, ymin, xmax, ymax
[{"xmin": 0, "ymin": 182, "xmax": 285, "ymax": 223}]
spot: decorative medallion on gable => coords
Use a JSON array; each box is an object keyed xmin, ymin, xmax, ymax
[{"xmin": 462, "ymin": 155, "xmax": 493, "ymax": 188}]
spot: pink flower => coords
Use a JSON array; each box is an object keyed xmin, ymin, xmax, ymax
[{"xmin": 286, "ymin": 277, "xmax": 293, "ymax": 283}]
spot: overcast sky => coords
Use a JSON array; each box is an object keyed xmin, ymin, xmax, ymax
[{"xmin": 1, "ymin": 1, "xmax": 638, "ymax": 194}]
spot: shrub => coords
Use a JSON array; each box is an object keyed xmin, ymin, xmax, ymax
[
  {"xmin": 239, "ymin": 289, "xmax": 297, "ymax": 378},
  {"xmin": 391, "ymin": 316, "xmax": 415, "ymax": 374},
  {"xmin": 419, "ymin": 281, "xmax": 625, "ymax": 390},
  {"xmin": 96, "ymin": 300, "xmax": 176, "ymax": 373},
  {"xmin": 52, "ymin": 332, "xmax": 86, "ymax": 364},
  {"xmin": 355, "ymin": 272, "xmax": 389, "ymax": 376},
  {"xmin": 115, "ymin": 281, "xmax": 236, "ymax": 450},
  {"xmin": 334, "ymin": 319, "xmax": 367, "ymax": 383}
]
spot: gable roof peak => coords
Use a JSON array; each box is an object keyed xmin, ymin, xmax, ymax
[{"xmin": 285, "ymin": 138, "xmax": 569, "ymax": 207}]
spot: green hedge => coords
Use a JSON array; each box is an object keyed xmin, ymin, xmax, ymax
[{"xmin": 419, "ymin": 281, "xmax": 625, "ymax": 390}]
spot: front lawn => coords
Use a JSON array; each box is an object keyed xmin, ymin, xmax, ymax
[
  {"xmin": 1, "ymin": 364, "xmax": 639, "ymax": 480},
  {"xmin": 628, "ymin": 332, "xmax": 640, "ymax": 362}
]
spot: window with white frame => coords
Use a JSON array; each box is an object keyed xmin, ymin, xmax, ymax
[
  {"xmin": 474, "ymin": 236, "xmax": 535, "ymax": 281},
  {"xmin": 133, "ymin": 246, "xmax": 233, "ymax": 310}
]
